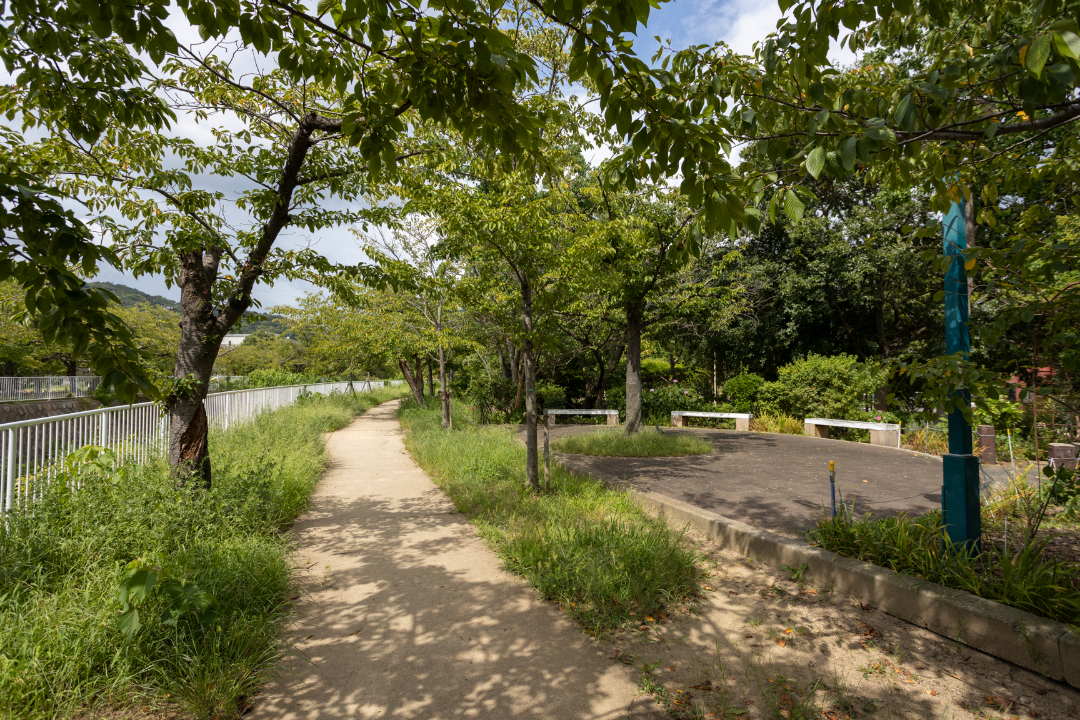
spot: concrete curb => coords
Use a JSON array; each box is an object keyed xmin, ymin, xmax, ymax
[{"xmin": 555, "ymin": 458, "xmax": 1079, "ymax": 688}]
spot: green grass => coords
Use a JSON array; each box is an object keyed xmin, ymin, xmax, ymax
[
  {"xmin": 552, "ymin": 427, "xmax": 712, "ymax": 457},
  {"xmin": 0, "ymin": 386, "xmax": 407, "ymax": 719},
  {"xmin": 810, "ymin": 506, "xmax": 1080, "ymax": 630},
  {"xmin": 399, "ymin": 400, "xmax": 704, "ymax": 634}
]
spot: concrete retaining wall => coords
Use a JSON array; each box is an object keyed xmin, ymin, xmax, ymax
[
  {"xmin": 555, "ymin": 458, "xmax": 1079, "ymax": 688},
  {"xmin": 0, "ymin": 398, "xmax": 102, "ymax": 425}
]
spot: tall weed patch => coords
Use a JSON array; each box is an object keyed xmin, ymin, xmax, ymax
[
  {"xmin": 399, "ymin": 400, "xmax": 703, "ymax": 634},
  {"xmin": 0, "ymin": 387, "xmax": 405, "ymax": 718},
  {"xmin": 811, "ymin": 508, "xmax": 1080, "ymax": 630},
  {"xmin": 553, "ymin": 427, "xmax": 711, "ymax": 457}
]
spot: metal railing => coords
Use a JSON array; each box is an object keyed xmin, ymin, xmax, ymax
[
  {"xmin": 0, "ymin": 376, "xmax": 102, "ymax": 403},
  {"xmin": 0, "ymin": 379, "xmax": 387, "ymax": 514}
]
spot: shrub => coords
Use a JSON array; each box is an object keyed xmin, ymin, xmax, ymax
[
  {"xmin": 245, "ymin": 368, "xmax": 324, "ymax": 388},
  {"xmin": 467, "ymin": 374, "xmax": 518, "ymax": 423},
  {"xmin": 607, "ymin": 383, "xmax": 705, "ymax": 423},
  {"xmin": 721, "ymin": 372, "xmax": 765, "ymax": 412},
  {"xmin": 750, "ymin": 411, "xmax": 804, "ymax": 435},
  {"xmin": 535, "ymin": 380, "xmax": 567, "ymax": 413},
  {"xmin": 758, "ymin": 354, "xmax": 884, "ymax": 420}
]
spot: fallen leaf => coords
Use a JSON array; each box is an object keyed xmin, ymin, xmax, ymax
[
  {"xmin": 289, "ymin": 595, "xmax": 300, "ymax": 600},
  {"xmin": 780, "ymin": 693, "xmax": 792, "ymax": 704},
  {"xmin": 348, "ymin": 628, "xmax": 361, "ymax": 636},
  {"xmin": 904, "ymin": 678, "xmax": 916, "ymax": 684},
  {"xmin": 302, "ymin": 634, "xmax": 314, "ymax": 640},
  {"xmin": 779, "ymin": 710, "xmax": 789, "ymax": 718},
  {"xmin": 914, "ymin": 665, "xmax": 924, "ymax": 669},
  {"xmin": 703, "ymin": 586, "xmax": 715, "ymax": 591},
  {"xmin": 927, "ymin": 690, "xmax": 937, "ymax": 696},
  {"xmin": 692, "ymin": 682, "xmax": 713, "ymax": 690},
  {"xmin": 667, "ymin": 665, "xmax": 676, "ymax": 672},
  {"xmin": 745, "ymin": 633, "xmax": 753, "ymax": 638},
  {"xmin": 728, "ymin": 590, "xmax": 738, "ymax": 595},
  {"xmin": 777, "ymin": 639, "xmax": 786, "ymax": 647},
  {"xmin": 784, "ymin": 628, "xmax": 793, "ymax": 634},
  {"xmin": 646, "ymin": 615, "xmax": 655, "ymax": 622},
  {"xmin": 863, "ymin": 480, "xmax": 868, "ymax": 483}
]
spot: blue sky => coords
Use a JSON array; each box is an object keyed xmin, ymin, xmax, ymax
[{"xmin": 95, "ymin": 1, "xmax": 792, "ymax": 307}]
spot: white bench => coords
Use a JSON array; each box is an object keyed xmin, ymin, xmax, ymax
[
  {"xmin": 546, "ymin": 409, "xmax": 620, "ymax": 426},
  {"xmin": 804, "ymin": 417, "xmax": 899, "ymax": 447},
  {"xmin": 670, "ymin": 411, "xmax": 752, "ymax": 431}
]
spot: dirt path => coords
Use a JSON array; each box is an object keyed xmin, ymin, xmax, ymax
[
  {"xmin": 251, "ymin": 400, "xmax": 661, "ymax": 720},
  {"xmin": 599, "ymin": 537, "xmax": 1080, "ymax": 720}
]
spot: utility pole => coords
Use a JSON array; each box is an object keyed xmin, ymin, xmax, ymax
[{"xmin": 942, "ymin": 197, "xmax": 981, "ymax": 551}]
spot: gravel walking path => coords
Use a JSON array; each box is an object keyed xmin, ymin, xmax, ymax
[{"xmin": 252, "ymin": 400, "xmax": 661, "ymax": 719}]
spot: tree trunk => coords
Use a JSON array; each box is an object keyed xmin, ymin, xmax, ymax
[
  {"xmin": 584, "ymin": 348, "xmax": 606, "ymax": 410},
  {"xmin": 625, "ymin": 307, "xmax": 643, "ymax": 434},
  {"xmin": 439, "ymin": 346, "xmax": 450, "ymax": 429},
  {"xmin": 414, "ymin": 355, "xmax": 424, "ymax": 400},
  {"xmin": 513, "ymin": 352, "xmax": 525, "ymax": 410},
  {"xmin": 168, "ymin": 254, "xmax": 226, "ymax": 490},
  {"xmin": 521, "ymin": 281, "xmax": 539, "ymax": 491},
  {"xmin": 399, "ymin": 357, "xmax": 425, "ymax": 407},
  {"xmin": 498, "ymin": 346, "xmax": 511, "ymax": 379},
  {"xmin": 427, "ymin": 357, "xmax": 435, "ymax": 398},
  {"xmin": 712, "ymin": 352, "xmax": 718, "ymax": 399}
]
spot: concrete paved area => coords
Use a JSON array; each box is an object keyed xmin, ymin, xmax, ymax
[
  {"xmin": 544, "ymin": 426, "xmax": 945, "ymax": 536},
  {"xmin": 252, "ymin": 400, "xmax": 661, "ymax": 720}
]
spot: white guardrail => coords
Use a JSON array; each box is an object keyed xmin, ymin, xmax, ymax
[
  {"xmin": 0, "ymin": 379, "xmax": 397, "ymax": 514},
  {"xmin": 0, "ymin": 376, "xmax": 102, "ymax": 403}
]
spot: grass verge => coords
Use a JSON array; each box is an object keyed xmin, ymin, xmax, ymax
[
  {"xmin": 0, "ymin": 386, "xmax": 407, "ymax": 719},
  {"xmin": 399, "ymin": 400, "xmax": 703, "ymax": 634},
  {"xmin": 810, "ymin": 506, "xmax": 1080, "ymax": 630},
  {"xmin": 552, "ymin": 427, "xmax": 712, "ymax": 457}
]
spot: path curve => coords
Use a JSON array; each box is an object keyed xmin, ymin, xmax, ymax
[{"xmin": 252, "ymin": 400, "xmax": 661, "ymax": 720}]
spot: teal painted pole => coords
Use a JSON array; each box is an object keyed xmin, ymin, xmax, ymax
[{"xmin": 942, "ymin": 198, "xmax": 981, "ymax": 551}]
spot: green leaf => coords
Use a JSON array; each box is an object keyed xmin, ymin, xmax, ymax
[
  {"xmin": 839, "ymin": 137, "xmax": 857, "ymax": 172},
  {"xmin": 783, "ymin": 189, "xmax": 805, "ymax": 222},
  {"xmin": 894, "ymin": 94, "xmax": 913, "ymax": 127},
  {"xmin": 1054, "ymin": 30, "xmax": 1080, "ymax": 59},
  {"xmin": 1026, "ymin": 34, "xmax": 1052, "ymax": 76},
  {"xmin": 805, "ymin": 146, "xmax": 826, "ymax": 179},
  {"xmin": 117, "ymin": 608, "xmax": 141, "ymax": 640}
]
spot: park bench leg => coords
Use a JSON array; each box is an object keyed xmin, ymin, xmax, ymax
[
  {"xmin": 805, "ymin": 423, "xmax": 829, "ymax": 439},
  {"xmin": 736, "ymin": 417, "xmax": 750, "ymax": 431},
  {"xmin": 607, "ymin": 413, "xmax": 619, "ymax": 426},
  {"xmin": 672, "ymin": 415, "xmax": 684, "ymax": 428}
]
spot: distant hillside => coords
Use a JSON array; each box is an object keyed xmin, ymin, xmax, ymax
[
  {"xmin": 89, "ymin": 282, "xmax": 180, "ymax": 311},
  {"xmin": 235, "ymin": 315, "xmax": 290, "ymax": 335},
  {"xmin": 90, "ymin": 282, "xmax": 290, "ymax": 335}
]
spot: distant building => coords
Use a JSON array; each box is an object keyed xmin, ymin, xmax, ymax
[{"xmin": 221, "ymin": 334, "xmax": 251, "ymax": 350}]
